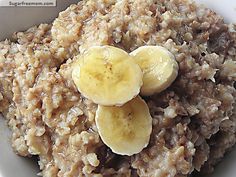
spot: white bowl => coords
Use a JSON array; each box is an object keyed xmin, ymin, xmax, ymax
[{"xmin": 0, "ymin": 0, "xmax": 235, "ymax": 177}]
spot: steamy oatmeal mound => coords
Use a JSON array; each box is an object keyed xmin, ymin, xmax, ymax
[{"xmin": 0, "ymin": 0, "xmax": 236, "ymax": 176}]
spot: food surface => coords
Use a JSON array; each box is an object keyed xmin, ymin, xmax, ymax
[{"xmin": 0, "ymin": 0, "xmax": 236, "ymax": 177}]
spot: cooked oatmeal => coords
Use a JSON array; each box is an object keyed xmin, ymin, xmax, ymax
[{"xmin": 0, "ymin": 0, "xmax": 236, "ymax": 176}]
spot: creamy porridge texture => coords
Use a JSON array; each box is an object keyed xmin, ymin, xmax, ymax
[{"xmin": 0, "ymin": 0, "xmax": 236, "ymax": 176}]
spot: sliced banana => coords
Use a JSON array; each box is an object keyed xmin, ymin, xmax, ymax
[
  {"xmin": 95, "ymin": 96, "xmax": 152, "ymax": 156},
  {"xmin": 72, "ymin": 45, "xmax": 143, "ymax": 106},
  {"xmin": 130, "ymin": 46, "xmax": 179, "ymax": 96}
]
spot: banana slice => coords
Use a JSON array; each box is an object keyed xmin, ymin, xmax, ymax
[
  {"xmin": 72, "ymin": 45, "xmax": 143, "ymax": 106},
  {"xmin": 95, "ymin": 96, "xmax": 152, "ymax": 156},
  {"xmin": 130, "ymin": 46, "xmax": 179, "ymax": 96}
]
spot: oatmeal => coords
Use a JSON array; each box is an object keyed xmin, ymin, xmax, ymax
[{"xmin": 0, "ymin": 0, "xmax": 235, "ymax": 176}]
